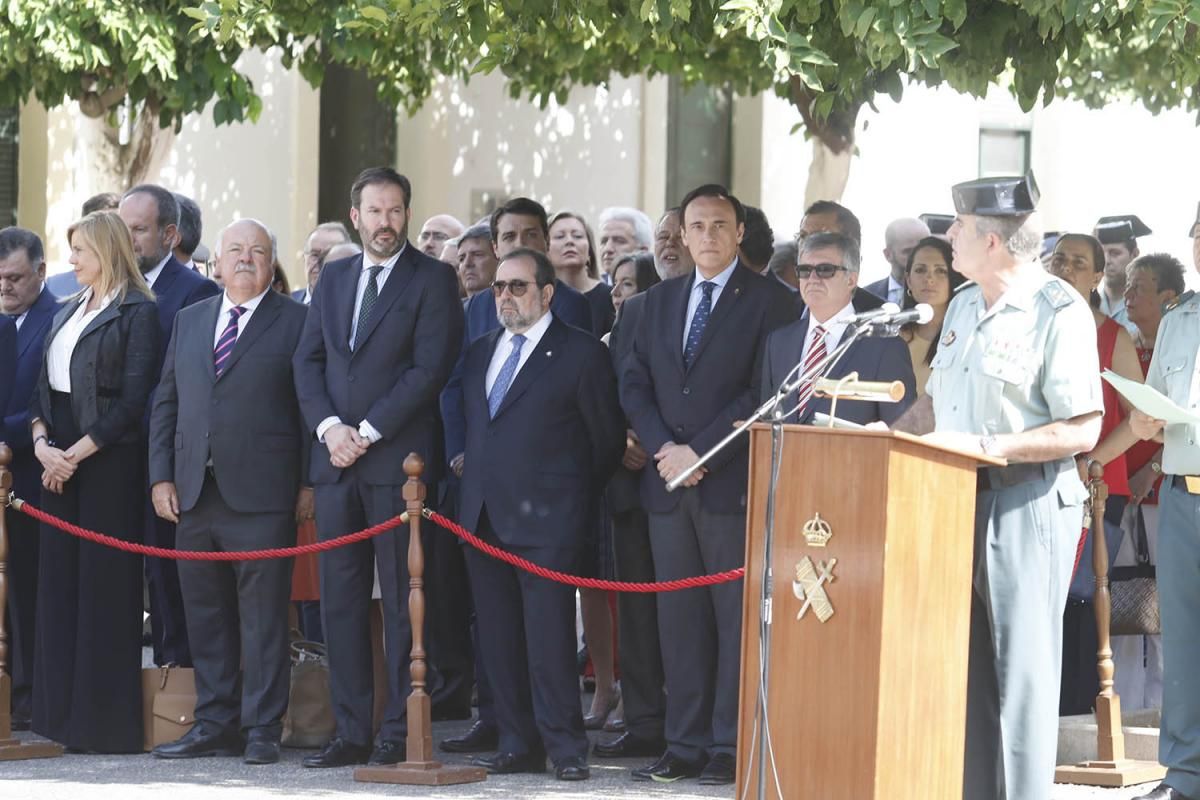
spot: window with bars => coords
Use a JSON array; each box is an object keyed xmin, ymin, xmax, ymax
[{"xmin": 0, "ymin": 107, "xmax": 16, "ymax": 228}]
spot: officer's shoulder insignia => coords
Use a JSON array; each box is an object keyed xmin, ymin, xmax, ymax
[
  {"xmin": 1164, "ymin": 290, "xmax": 1197, "ymax": 316},
  {"xmin": 940, "ymin": 330, "xmax": 956, "ymax": 347},
  {"xmin": 1039, "ymin": 280, "xmax": 1074, "ymax": 311}
]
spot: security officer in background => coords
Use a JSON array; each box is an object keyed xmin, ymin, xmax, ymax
[
  {"xmin": 1127, "ymin": 201, "xmax": 1200, "ymax": 800},
  {"xmin": 897, "ymin": 174, "xmax": 1103, "ymax": 800}
]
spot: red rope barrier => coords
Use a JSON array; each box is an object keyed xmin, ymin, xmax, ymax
[
  {"xmin": 424, "ymin": 509, "xmax": 745, "ymax": 592},
  {"xmin": 12, "ymin": 498, "xmax": 746, "ymax": 591},
  {"xmin": 14, "ymin": 499, "xmax": 407, "ymax": 561}
]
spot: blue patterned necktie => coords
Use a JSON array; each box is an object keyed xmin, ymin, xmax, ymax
[
  {"xmin": 352, "ymin": 265, "xmax": 383, "ymax": 349},
  {"xmin": 683, "ymin": 280, "xmax": 715, "ymax": 368},
  {"xmin": 488, "ymin": 333, "xmax": 527, "ymax": 417},
  {"xmin": 213, "ymin": 306, "xmax": 246, "ymax": 378}
]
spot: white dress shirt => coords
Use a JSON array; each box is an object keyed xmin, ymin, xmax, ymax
[
  {"xmin": 212, "ymin": 287, "xmax": 270, "ymax": 349},
  {"xmin": 316, "ymin": 246, "xmax": 407, "ymax": 444},
  {"xmin": 143, "ymin": 254, "xmax": 172, "ymax": 290},
  {"xmin": 885, "ymin": 275, "xmax": 905, "ymax": 306},
  {"xmin": 681, "ymin": 258, "xmax": 739, "ymax": 351},
  {"xmin": 485, "ymin": 311, "xmax": 554, "ymax": 396},
  {"xmin": 799, "ymin": 301, "xmax": 855, "ymax": 364},
  {"xmin": 46, "ymin": 288, "xmax": 116, "ymax": 392}
]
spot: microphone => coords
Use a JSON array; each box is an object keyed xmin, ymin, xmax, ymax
[
  {"xmin": 856, "ymin": 303, "xmax": 934, "ymax": 327},
  {"xmin": 836, "ymin": 302, "xmax": 901, "ymax": 325}
]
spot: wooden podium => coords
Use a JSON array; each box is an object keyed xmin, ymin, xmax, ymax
[{"xmin": 736, "ymin": 424, "xmax": 997, "ymax": 800}]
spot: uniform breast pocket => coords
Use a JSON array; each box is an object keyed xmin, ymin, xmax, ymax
[
  {"xmin": 1161, "ymin": 358, "xmax": 1190, "ymax": 398},
  {"xmin": 979, "ymin": 356, "xmax": 1028, "ymax": 422}
]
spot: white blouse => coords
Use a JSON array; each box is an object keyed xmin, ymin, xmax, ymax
[{"xmin": 47, "ymin": 289, "xmax": 116, "ymax": 392}]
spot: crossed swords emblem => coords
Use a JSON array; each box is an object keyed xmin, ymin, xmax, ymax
[{"xmin": 792, "ymin": 555, "xmax": 837, "ymax": 623}]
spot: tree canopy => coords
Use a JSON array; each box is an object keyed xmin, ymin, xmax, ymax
[{"xmin": 3, "ymin": 0, "xmax": 1200, "ymax": 149}]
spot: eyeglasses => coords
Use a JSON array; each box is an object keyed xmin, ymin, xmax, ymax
[
  {"xmin": 492, "ymin": 279, "xmax": 536, "ymax": 297},
  {"xmin": 795, "ymin": 263, "xmax": 848, "ymax": 280},
  {"xmin": 303, "ymin": 249, "xmax": 328, "ymax": 263}
]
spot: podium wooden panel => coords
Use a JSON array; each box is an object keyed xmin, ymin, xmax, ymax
[{"xmin": 736, "ymin": 425, "xmax": 991, "ymax": 800}]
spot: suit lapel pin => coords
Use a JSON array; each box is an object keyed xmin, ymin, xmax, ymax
[{"xmin": 545, "ymin": 350, "xmax": 552, "ymax": 357}]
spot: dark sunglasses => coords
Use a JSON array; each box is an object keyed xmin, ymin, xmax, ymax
[
  {"xmin": 492, "ymin": 279, "xmax": 535, "ymax": 297},
  {"xmin": 795, "ymin": 263, "xmax": 848, "ymax": 280}
]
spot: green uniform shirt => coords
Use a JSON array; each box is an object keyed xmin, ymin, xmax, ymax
[
  {"xmin": 1145, "ymin": 294, "xmax": 1200, "ymax": 475},
  {"xmin": 927, "ymin": 268, "xmax": 1103, "ymax": 435}
]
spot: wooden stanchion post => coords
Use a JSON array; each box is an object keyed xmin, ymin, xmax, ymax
[
  {"xmin": 0, "ymin": 443, "xmax": 63, "ymax": 760},
  {"xmin": 1055, "ymin": 462, "xmax": 1165, "ymax": 787},
  {"xmin": 354, "ymin": 453, "xmax": 486, "ymax": 786}
]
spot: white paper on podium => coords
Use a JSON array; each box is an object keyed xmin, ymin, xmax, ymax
[{"xmin": 1102, "ymin": 369, "xmax": 1200, "ymax": 425}]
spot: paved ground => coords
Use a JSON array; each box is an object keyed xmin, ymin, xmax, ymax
[{"xmin": 0, "ymin": 719, "xmax": 1164, "ymax": 799}]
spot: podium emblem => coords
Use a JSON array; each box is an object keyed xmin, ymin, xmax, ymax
[
  {"xmin": 803, "ymin": 513, "xmax": 832, "ymax": 547},
  {"xmin": 793, "ymin": 556, "xmax": 837, "ymax": 623}
]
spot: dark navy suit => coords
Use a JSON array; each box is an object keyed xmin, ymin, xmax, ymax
[
  {"xmin": 458, "ymin": 315, "xmax": 625, "ymax": 764},
  {"xmin": 759, "ymin": 311, "xmax": 917, "ymax": 425},
  {"xmin": 1, "ymin": 287, "xmax": 57, "ymax": 721},
  {"xmin": 433, "ymin": 277, "xmax": 591, "ymax": 727},
  {"xmin": 144, "ymin": 256, "xmax": 221, "ymax": 667},
  {"xmin": 620, "ymin": 262, "xmax": 794, "ymax": 763},
  {"xmin": 0, "ymin": 316, "xmax": 14, "ymax": 419},
  {"xmin": 293, "ymin": 245, "xmax": 463, "ymax": 747}
]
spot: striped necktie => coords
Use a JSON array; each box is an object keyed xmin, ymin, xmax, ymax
[
  {"xmin": 214, "ymin": 306, "xmax": 246, "ymax": 378},
  {"xmin": 795, "ymin": 323, "xmax": 827, "ymax": 418}
]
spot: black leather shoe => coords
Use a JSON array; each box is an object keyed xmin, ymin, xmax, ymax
[
  {"xmin": 594, "ymin": 731, "xmax": 667, "ymax": 759},
  {"xmin": 555, "ymin": 756, "xmax": 590, "ymax": 781},
  {"xmin": 632, "ymin": 751, "xmax": 703, "ymax": 782},
  {"xmin": 368, "ymin": 739, "xmax": 403, "ymax": 766},
  {"xmin": 1133, "ymin": 785, "xmax": 1196, "ymax": 800},
  {"xmin": 243, "ymin": 735, "xmax": 280, "ymax": 765},
  {"xmin": 439, "ymin": 720, "xmax": 499, "ymax": 753},
  {"xmin": 301, "ymin": 737, "xmax": 370, "ymax": 768},
  {"xmin": 698, "ymin": 752, "xmax": 736, "ymax": 785},
  {"xmin": 152, "ymin": 725, "xmax": 244, "ymax": 759},
  {"xmin": 474, "ymin": 751, "xmax": 547, "ymax": 774},
  {"xmin": 10, "ymin": 716, "xmax": 31, "ymax": 732}
]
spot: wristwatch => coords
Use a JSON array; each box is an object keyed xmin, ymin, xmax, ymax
[{"xmin": 979, "ymin": 434, "xmax": 997, "ymax": 456}]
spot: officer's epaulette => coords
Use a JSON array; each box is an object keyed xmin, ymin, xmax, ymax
[
  {"xmin": 1163, "ymin": 290, "xmax": 1196, "ymax": 316},
  {"xmin": 1039, "ymin": 280, "xmax": 1074, "ymax": 311}
]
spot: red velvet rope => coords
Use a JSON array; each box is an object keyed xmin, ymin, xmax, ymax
[
  {"xmin": 12, "ymin": 500, "xmax": 746, "ymax": 592},
  {"xmin": 14, "ymin": 500, "xmax": 406, "ymax": 560},
  {"xmin": 424, "ymin": 509, "xmax": 746, "ymax": 592}
]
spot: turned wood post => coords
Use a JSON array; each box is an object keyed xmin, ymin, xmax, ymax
[
  {"xmin": 1089, "ymin": 462, "xmax": 1125, "ymax": 762},
  {"xmin": 403, "ymin": 454, "xmax": 433, "ymax": 763}
]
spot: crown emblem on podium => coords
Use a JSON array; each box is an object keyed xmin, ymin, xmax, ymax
[{"xmin": 802, "ymin": 513, "xmax": 832, "ymax": 547}]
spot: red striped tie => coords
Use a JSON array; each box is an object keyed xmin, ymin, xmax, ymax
[
  {"xmin": 795, "ymin": 323, "xmax": 827, "ymax": 418},
  {"xmin": 213, "ymin": 306, "xmax": 246, "ymax": 378}
]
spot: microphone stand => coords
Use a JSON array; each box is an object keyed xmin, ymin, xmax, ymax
[{"xmin": 674, "ymin": 319, "xmax": 880, "ymax": 800}]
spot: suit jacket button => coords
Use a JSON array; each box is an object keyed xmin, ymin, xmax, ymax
[
  {"xmin": 682, "ymin": 387, "xmax": 690, "ymax": 395},
  {"xmin": 348, "ymin": 375, "xmax": 355, "ymax": 382},
  {"xmin": 675, "ymin": 425, "xmax": 684, "ymax": 433}
]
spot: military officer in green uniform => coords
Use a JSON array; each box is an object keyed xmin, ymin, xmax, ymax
[
  {"xmin": 897, "ymin": 174, "xmax": 1103, "ymax": 800},
  {"xmin": 1126, "ymin": 201, "xmax": 1200, "ymax": 800}
]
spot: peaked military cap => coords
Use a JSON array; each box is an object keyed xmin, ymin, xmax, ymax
[
  {"xmin": 951, "ymin": 174, "xmax": 1040, "ymax": 216},
  {"xmin": 1094, "ymin": 214, "xmax": 1152, "ymax": 244},
  {"xmin": 918, "ymin": 213, "xmax": 954, "ymax": 235}
]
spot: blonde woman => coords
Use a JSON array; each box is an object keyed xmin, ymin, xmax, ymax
[{"xmin": 29, "ymin": 211, "xmax": 160, "ymax": 753}]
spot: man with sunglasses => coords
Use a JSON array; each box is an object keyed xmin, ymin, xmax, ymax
[
  {"xmin": 759, "ymin": 231, "xmax": 915, "ymax": 425},
  {"xmin": 621, "ymin": 184, "xmax": 794, "ymax": 785},
  {"xmin": 457, "ymin": 247, "xmax": 625, "ymax": 781}
]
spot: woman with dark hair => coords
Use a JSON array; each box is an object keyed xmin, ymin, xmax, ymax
[
  {"xmin": 609, "ymin": 252, "xmax": 660, "ymax": 324},
  {"xmin": 1047, "ymin": 233, "xmax": 1143, "ymax": 713},
  {"xmin": 30, "ymin": 211, "xmax": 161, "ymax": 752},
  {"xmin": 898, "ymin": 236, "xmax": 965, "ymax": 396},
  {"xmin": 548, "ymin": 211, "xmax": 614, "ymax": 337},
  {"xmin": 271, "ymin": 261, "xmax": 291, "ymax": 295}
]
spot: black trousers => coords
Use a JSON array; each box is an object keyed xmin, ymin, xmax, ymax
[
  {"xmin": 462, "ymin": 511, "xmax": 586, "ymax": 763},
  {"xmin": 33, "ymin": 391, "xmax": 144, "ymax": 753},
  {"xmin": 176, "ymin": 474, "xmax": 294, "ymax": 735},
  {"xmin": 610, "ymin": 507, "xmax": 666, "ymax": 741},
  {"xmin": 145, "ymin": 504, "xmax": 193, "ymax": 666},
  {"xmin": 6, "ymin": 501, "xmax": 39, "ymax": 719},
  {"xmin": 315, "ymin": 476, "xmax": 429, "ymax": 746},
  {"xmin": 425, "ymin": 482, "xmax": 475, "ymax": 711},
  {"xmin": 647, "ymin": 489, "xmax": 746, "ymax": 762}
]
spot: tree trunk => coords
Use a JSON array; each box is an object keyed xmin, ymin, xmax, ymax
[
  {"xmin": 787, "ymin": 76, "xmax": 860, "ymax": 206},
  {"xmin": 77, "ymin": 103, "xmax": 175, "ymax": 194}
]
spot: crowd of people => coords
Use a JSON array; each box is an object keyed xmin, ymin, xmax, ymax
[{"xmin": 1, "ymin": 164, "xmax": 1199, "ymax": 800}]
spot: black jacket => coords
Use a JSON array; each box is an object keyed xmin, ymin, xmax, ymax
[{"xmin": 32, "ymin": 289, "xmax": 160, "ymax": 447}]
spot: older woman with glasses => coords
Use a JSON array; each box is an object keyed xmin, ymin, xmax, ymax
[{"xmin": 29, "ymin": 211, "xmax": 161, "ymax": 752}]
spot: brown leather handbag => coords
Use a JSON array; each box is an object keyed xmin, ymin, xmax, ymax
[
  {"xmin": 141, "ymin": 665, "xmax": 197, "ymax": 751},
  {"xmin": 281, "ymin": 640, "xmax": 335, "ymax": 748}
]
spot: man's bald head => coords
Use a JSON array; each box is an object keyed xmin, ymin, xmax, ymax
[
  {"xmin": 883, "ymin": 217, "xmax": 931, "ymax": 280},
  {"xmin": 418, "ymin": 214, "xmax": 465, "ymax": 257}
]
